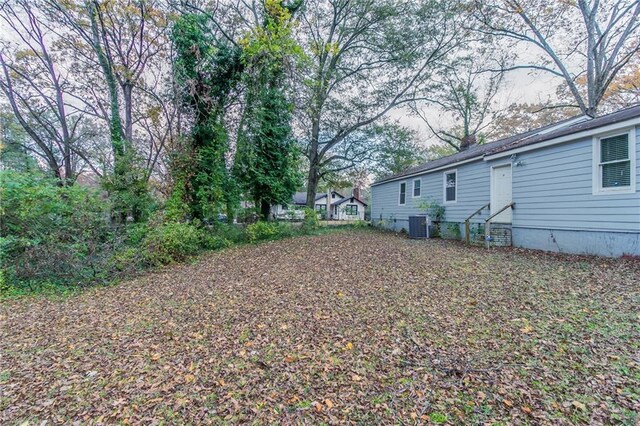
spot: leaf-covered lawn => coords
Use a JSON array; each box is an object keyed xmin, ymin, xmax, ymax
[{"xmin": 1, "ymin": 229, "xmax": 639, "ymax": 425}]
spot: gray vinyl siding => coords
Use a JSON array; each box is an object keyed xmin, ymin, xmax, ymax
[
  {"xmin": 372, "ymin": 125, "xmax": 640, "ymax": 234},
  {"xmin": 510, "ymin": 126, "xmax": 639, "ymax": 232},
  {"xmin": 371, "ymin": 160, "xmax": 491, "ymax": 230}
]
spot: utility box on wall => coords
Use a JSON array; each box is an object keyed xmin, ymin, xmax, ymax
[{"xmin": 408, "ymin": 215, "xmax": 430, "ymax": 239}]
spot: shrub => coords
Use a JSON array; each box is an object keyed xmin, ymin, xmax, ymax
[
  {"xmin": 214, "ymin": 223, "xmax": 246, "ymax": 244},
  {"xmin": 142, "ymin": 222, "xmax": 204, "ymax": 266},
  {"xmin": 351, "ymin": 220, "xmax": 370, "ymax": 229},
  {"xmin": 1, "ymin": 171, "xmax": 116, "ymax": 288},
  {"xmin": 201, "ymin": 233, "xmax": 233, "ymax": 250},
  {"xmin": 245, "ymin": 221, "xmax": 281, "ymax": 243},
  {"xmin": 300, "ymin": 208, "xmax": 319, "ymax": 232}
]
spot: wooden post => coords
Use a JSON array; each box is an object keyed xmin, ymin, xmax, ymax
[
  {"xmin": 485, "ymin": 221, "xmax": 491, "ymax": 249},
  {"xmin": 465, "ymin": 220, "xmax": 470, "ymax": 245}
]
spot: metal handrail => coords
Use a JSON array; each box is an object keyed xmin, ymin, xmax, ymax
[
  {"xmin": 464, "ymin": 203, "xmax": 490, "ymax": 244},
  {"xmin": 485, "ymin": 202, "xmax": 516, "ymax": 248}
]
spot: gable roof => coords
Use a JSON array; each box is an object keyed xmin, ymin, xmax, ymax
[
  {"xmin": 290, "ymin": 191, "xmax": 345, "ymax": 205},
  {"xmin": 487, "ymin": 104, "xmax": 640, "ymax": 156},
  {"xmin": 373, "ymin": 104, "xmax": 640, "ymax": 186},
  {"xmin": 332, "ymin": 196, "xmax": 368, "ymax": 207}
]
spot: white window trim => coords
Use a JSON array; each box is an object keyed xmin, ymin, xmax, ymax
[
  {"xmin": 442, "ymin": 169, "xmax": 458, "ymax": 204},
  {"xmin": 592, "ymin": 128, "xmax": 636, "ymax": 195},
  {"xmin": 398, "ymin": 181, "xmax": 407, "ymax": 205},
  {"xmin": 412, "ymin": 178, "xmax": 421, "ymax": 198}
]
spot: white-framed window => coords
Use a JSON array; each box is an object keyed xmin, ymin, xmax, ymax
[
  {"xmin": 345, "ymin": 205, "xmax": 358, "ymax": 215},
  {"xmin": 399, "ymin": 181, "xmax": 407, "ymax": 205},
  {"xmin": 443, "ymin": 170, "xmax": 457, "ymax": 203},
  {"xmin": 412, "ymin": 178, "xmax": 421, "ymax": 197},
  {"xmin": 593, "ymin": 129, "xmax": 636, "ymax": 195}
]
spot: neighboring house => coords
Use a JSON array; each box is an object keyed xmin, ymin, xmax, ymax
[
  {"xmin": 331, "ymin": 194, "xmax": 368, "ymax": 220},
  {"xmin": 371, "ymin": 105, "xmax": 640, "ymax": 257},
  {"xmin": 272, "ymin": 189, "xmax": 368, "ymax": 221},
  {"xmin": 271, "ymin": 192, "xmax": 309, "ymax": 220}
]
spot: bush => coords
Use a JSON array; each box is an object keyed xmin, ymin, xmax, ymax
[
  {"xmin": 214, "ymin": 223, "xmax": 246, "ymax": 244},
  {"xmin": 300, "ymin": 208, "xmax": 319, "ymax": 233},
  {"xmin": 245, "ymin": 221, "xmax": 282, "ymax": 243},
  {"xmin": 201, "ymin": 233, "xmax": 233, "ymax": 250},
  {"xmin": 142, "ymin": 222, "xmax": 204, "ymax": 266},
  {"xmin": 1, "ymin": 171, "xmax": 117, "ymax": 289}
]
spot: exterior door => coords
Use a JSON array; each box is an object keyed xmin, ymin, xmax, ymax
[{"xmin": 491, "ymin": 164, "xmax": 512, "ymax": 223}]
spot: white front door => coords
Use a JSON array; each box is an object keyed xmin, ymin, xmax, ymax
[{"xmin": 491, "ymin": 164, "xmax": 513, "ymax": 223}]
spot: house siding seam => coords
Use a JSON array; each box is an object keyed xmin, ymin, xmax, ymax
[{"xmin": 371, "ymin": 125, "xmax": 640, "ymax": 256}]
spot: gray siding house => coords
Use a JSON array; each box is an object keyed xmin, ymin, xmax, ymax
[{"xmin": 371, "ymin": 106, "xmax": 640, "ymax": 257}]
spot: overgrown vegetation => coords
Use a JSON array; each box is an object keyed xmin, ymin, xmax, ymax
[{"xmin": 0, "ymin": 170, "xmax": 364, "ymax": 298}]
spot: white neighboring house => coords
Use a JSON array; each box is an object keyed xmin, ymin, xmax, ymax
[
  {"xmin": 331, "ymin": 195, "xmax": 367, "ymax": 220},
  {"xmin": 272, "ymin": 189, "xmax": 368, "ymax": 220},
  {"xmin": 270, "ymin": 192, "xmax": 308, "ymax": 220}
]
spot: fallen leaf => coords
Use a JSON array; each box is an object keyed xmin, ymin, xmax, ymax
[{"xmin": 571, "ymin": 401, "xmax": 586, "ymax": 411}]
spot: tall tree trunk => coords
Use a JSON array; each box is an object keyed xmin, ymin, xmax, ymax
[
  {"xmin": 306, "ymin": 159, "xmax": 320, "ymax": 209},
  {"xmin": 305, "ymin": 117, "xmax": 321, "ymax": 207},
  {"xmin": 88, "ymin": 1, "xmax": 124, "ymax": 160},
  {"xmin": 122, "ymin": 83, "xmax": 134, "ymax": 143}
]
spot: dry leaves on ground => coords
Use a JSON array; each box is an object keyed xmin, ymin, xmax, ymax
[{"xmin": 1, "ymin": 229, "xmax": 639, "ymax": 425}]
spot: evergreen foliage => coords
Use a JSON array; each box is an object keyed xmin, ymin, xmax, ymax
[
  {"xmin": 234, "ymin": 0, "xmax": 303, "ymax": 220},
  {"xmin": 171, "ymin": 14, "xmax": 244, "ymax": 222}
]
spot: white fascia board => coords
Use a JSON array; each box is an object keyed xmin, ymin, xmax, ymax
[
  {"xmin": 371, "ymin": 156, "xmax": 483, "ymax": 187},
  {"xmin": 485, "ymin": 117, "xmax": 640, "ymax": 160}
]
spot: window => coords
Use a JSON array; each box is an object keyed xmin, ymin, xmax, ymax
[
  {"xmin": 399, "ymin": 182, "xmax": 407, "ymax": 205},
  {"xmin": 315, "ymin": 204, "xmax": 327, "ymax": 212},
  {"xmin": 332, "ymin": 193, "xmax": 336, "ymax": 199},
  {"xmin": 345, "ymin": 205, "xmax": 358, "ymax": 215},
  {"xmin": 594, "ymin": 131, "xmax": 635, "ymax": 194},
  {"xmin": 444, "ymin": 171, "xmax": 457, "ymax": 203},
  {"xmin": 413, "ymin": 179, "xmax": 421, "ymax": 197}
]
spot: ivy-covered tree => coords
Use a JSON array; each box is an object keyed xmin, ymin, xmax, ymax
[
  {"xmin": 234, "ymin": 0, "xmax": 303, "ymax": 220},
  {"xmin": 171, "ymin": 13, "xmax": 243, "ymax": 222}
]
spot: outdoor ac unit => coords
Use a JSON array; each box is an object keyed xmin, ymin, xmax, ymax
[{"xmin": 408, "ymin": 215, "xmax": 430, "ymax": 239}]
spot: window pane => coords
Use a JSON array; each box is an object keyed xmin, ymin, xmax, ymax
[
  {"xmin": 446, "ymin": 187, "xmax": 456, "ymax": 201},
  {"xmin": 413, "ymin": 180, "xmax": 421, "ymax": 196},
  {"xmin": 602, "ymin": 161, "xmax": 631, "ymax": 187},
  {"xmin": 445, "ymin": 172, "xmax": 456, "ymax": 201},
  {"xmin": 601, "ymin": 134, "xmax": 629, "ymax": 163},
  {"xmin": 345, "ymin": 205, "xmax": 358, "ymax": 215},
  {"xmin": 400, "ymin": 183, "xmax": 406, "ymax": 204}
]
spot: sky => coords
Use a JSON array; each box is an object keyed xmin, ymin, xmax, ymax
[{"xmin": 390, "ymin": 68, "xmax": 566, "ymax": 147}]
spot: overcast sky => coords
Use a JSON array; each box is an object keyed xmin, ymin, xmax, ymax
[{"xmin": 391, "ymin": 68, "xmax": 566, "ymax": 146}]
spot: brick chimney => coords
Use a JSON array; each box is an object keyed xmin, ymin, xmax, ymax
[
  {"xmin": 352, "ymin": 187, "xmax": 361, "ymax": 200},
  {"xmin": 460, "ymin": 134, "xmax": 476, "ymax": 151}
]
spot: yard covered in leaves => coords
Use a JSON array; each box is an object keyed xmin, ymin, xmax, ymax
[{"xmin": 1, "ymin": 229, "xmax": 639, "ymax": 425}]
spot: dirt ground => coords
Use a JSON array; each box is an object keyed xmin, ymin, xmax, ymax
[{"xmin": 1, "ymin": 229, "xmax": 639, "ymax": 425}]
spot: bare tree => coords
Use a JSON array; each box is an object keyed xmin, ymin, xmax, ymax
[
  {"xmin": 474, "ymin": 0, "xmax": 640, "ymax": 116},
  {"xmin": 0, "ymin": 0, "xmax": 96, "ymax": 183},
  {"xmin": 413, "ymin": 52, "xmax": 506, "ymax": 152},
  {"xmin": 44, "ymin": 0, "xmax": 169, "ymax": 171},
  {"xmin": 296, "ymin": 0, "xmax": 462, "ymax": 207}
]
